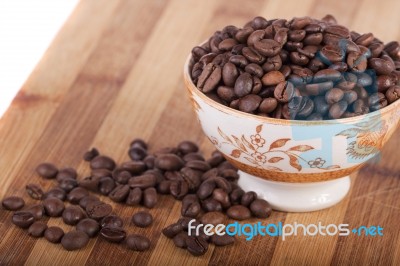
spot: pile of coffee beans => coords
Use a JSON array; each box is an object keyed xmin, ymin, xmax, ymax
[
  {"xmin": 1, "ymin": 139, "xmax": 271, "ymax": 256},
  {"xmin": 190, "ymin": 15, "xmax": 400, "ymax": 120}
]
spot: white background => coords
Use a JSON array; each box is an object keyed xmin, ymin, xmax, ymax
[{"xmin": 0, "ymin": 1, "xmax": 79, "ymax": 118}]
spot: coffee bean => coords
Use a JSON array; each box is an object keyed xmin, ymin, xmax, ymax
[
  {"xmin": 181, "ymin": 167, "xmax": 202, "ymax": 191},
  {"xmin": 61, "ymin": 231, "xmax": 90, "ymax": 251},
  {"xmin": 143, "ymin": 187, "xmax": 157, "ymax": 208},
  {"xmin": 239, "ymin": 94, "xmax": 262, "ymax": 113},
  {"xmin": 67, "ymin": 187, "xmax": 89, "ymax": 204},
  {"xmin": 201, "ymin": 198, "xmax": 222, "ymax": 212},
  {"xmin": 254, "ymin": 39, "xmax": 281, "ymax": 57},
  {"xmin": 242, "ymin": 47, "xmax": 265, "ymax": 64},
  {"xmin": 234, "ymin": 72, "xmax": 253, "ymax": 97},
  {"xmin": 128, "ymin": 174, "xmax": 157, "ymax": 189},
  {"xmin": 109, "ymin": 184, "xmax": 130, "ymax": 202},
  {"xmin": 347, "ymin": 52, "xmax": 367, "ymax": 72},
  {"xmin": 25, "ymin": 204, "xmax": 45, "ymax": 219},
  {"xmin": 56, "ymin": 167, "xmax": 77, "ymax": 182},
  {"xmin": 181, "ymin": 198, "xmax": 201, "ymax": 218},
  {"xmin": 28, "ymin": 221, "xmax": 47, "ymax": 238},
  {"xmin": 210, "ymin": 234, "xmax": 235, "ymax": 246},
  {"xmin": 126, "ymin": 234, "xmax": 151, "ymax": 251},
  {"xmin": 200, "ymin": 212, "xmax": 226, "ymax": 226},
  {"xmin": 43, "ymin": 198, "xmax": 65, "ymax": 217},
  {"xmin": 101, "ymin": 215, "xmax": 123, "ymax": 228},
  {"xmin": 325, "ymin": 88, "xmax": 344, "ymax": 104},
  {"xmin": 44, "ymin": 226, "xmax": 64, "ymax": 243},
  {"xmin": 386, "ymin": 85, "xmax": 400, "ymax": 103},
  {"xmin": 86, "ymin": 201, "xmax": 112, "ymax": 220},
  {"xmin": 43, "ymin": 187, "xmax": 66, "ymax": 201},
  {"xmin": 170, "ymin": 180, "xmax": 189, "ymax": 200},
  {"xmin": 212, "ymin": 188, "xmax": 230, "ymax": 209},
  {"xmin": 229, "ymin": 188, "xmax": 245, "ymax": 204},
  {"xmin": 76, "ymin": 218, "xmax": 100, "ymax": 238},
  {"xmin": 58, "ymin": 178, "xmax": 78, "ymax": 192},
  {"xmin": 172, "ymin": 232, "xmax": 188, "ymax": 249},
  {"xmin": 91, "ymin": 169, "xmax": 112, "ymax": 178},
  {"xmin": 83, "ymin": 148, "xmax": 99, "ymax": 161},
  {"xmin": 25, "ymin": 184, "xmax": 44, "ymax": 200},
  {"xmin": 12, "ymin": 211, "xmax": 35, "ymax": 228},
  {"xmin": 250, "ymin": 199, "xmax": 272, "ymax": 218},
  {"xmin": 143, "ymin": 155, "xmax": 155, "ymax": 169},
  {"xmin": 2, "ymin": 196, "xmax": 25, "ymax": 211},
  {"xmin": 313, "ymin": 69, "xmax": 342, "ymax": 83},
  {"xmin": 162, "ymin": 222, "xmax": 183, "ymax": 238},
  {"xmin": 36, "ymin": 163, "xmax": 58, "ymax": 179},
  {"xmin": 274, "ymin": 81, "xmax": 295, "ymax": 103},
  {"xmin": 369, "ymin": 92, "xmax": 388, "ymax": 111},
  {"xmin": 98, "ymin": 177, "xmax": 116, "ymax": 195},
  {"xmin": 155, "ymin": 154, "xmax": 184, "ymax": 171},
  {"xmin": 119, "ymin": 161, "xmax": 147, "ymax": 175},
  {"xmin": 177, "ymin": 141, "xmax": 199, "ymax": 155},
  {"xmin": 128, "ymin": 146, "xmax": 147, "ymax": 161},
  {"xmin": 343, "ymin": 90, "xmax": 358, "ymax": 104},
  {"xmin": 369, "ymin": 57, "xmax": 395, "ymax": 75},
  {"xmin": 132, "ymin": 211, "xmax": 153, "ymax": 228},
  {"xmin": 241, "ymin": 191, "xmax": 257, "ymax": 206},
  {"xmin": 197, "ymin": 180, "xmax": 216, "ymax": 200},
  {"xmin": 226, "ymin": 205, "xmax": 251, "ymax": 220},
  {"xmin": 157, "ymin": 180, "xmax": 171, "ymax": 194},
  {"xmin": 377, "ymin": 75, "xmax": 396, "ymax": 92},
  {"xmin": 126, "ymin": 187, "xmax": 142, "ymax": 205},
  {"xmin": 90, "ymin": 155, "xmax": 116, "ymax": 171},
  {"xmin": 187, "ymin": 236, "xmax": 208, "ymax": 256},
  {"xmin": 112, "ymin": 170, "xmax": 131, "ymax": 184},
  {"xmin": 262, "ymin": 71, "xmax": 285, "ymax": 86},
  {"xmin": 62, "ymin": 206, "xmax": 87, "ymax": 225},
  {"xmin": 197, "ymin": 63, "xmax": 221, "ymax": 93},
  {"xmin": 329, "ymin": 100, "xmax": 348, "ymax": 119},
  {"xmin": 100, "ymin": 226, "xmax": 126, "ymax": 243},
  {"xmin": 79, "ymin": 195, "xmax": 99, "ymax": 209}
]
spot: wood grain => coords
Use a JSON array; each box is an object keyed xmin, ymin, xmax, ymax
[{"xmin": 1, "ymin": 0, "xmax": 399, "ymax": 265}]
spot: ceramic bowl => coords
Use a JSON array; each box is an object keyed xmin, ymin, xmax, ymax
[{"xmin": 184, "ymin": 55, "xmax": 400, "ymax": 212}]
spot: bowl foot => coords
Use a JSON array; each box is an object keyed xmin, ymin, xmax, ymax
[{"xmin": 237, "ymin": 171, "xmax": 351, "ymax": 212}]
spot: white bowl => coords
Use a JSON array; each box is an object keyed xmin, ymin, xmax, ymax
[{"xmin": 184, "ymin": 55, "xmax": 400, "ymax": 212}]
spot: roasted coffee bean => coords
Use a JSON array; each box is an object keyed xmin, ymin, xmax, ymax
[
  {"xmin": 155, "ymin": 154, "xmax": 184, "ymax": 171},
  {"xmin": 197, "ymin": 180, "xmax": 216, "ymax": 200},
  {"xmin": 2, "ymin": 196, "xmax": 25, "ymax": 211},
  {"xmin": 185, "ymin": 160, "xmax": 211, "ymax": 172},
  {"xmin": 128, "ymin": 146, "xmax": 147, "ymax": 161},
  {"xmin": 162, "ymin": 223, "xmax": 183, "ymax": 238},
  {"xmin": 112, "ymin": 170, "xmax": 131, "ymax": 184},
  {"xmin": 76, "ymin": 218, "xmax": 100, "ymax": 237},
  {"xmin": 329, "ymin": 100, "xmax": 348, "ymax": 119},
  {"xmin": 128, "ymin": 174, "xmax": 157, "ymax": 189},
  {"xmin": 58, "ymin": 178, "xmax": 78, "ymax": 192},
  {"xmin": 173, "ymin": 232, "xmax": 188, "ymax": 248},
  {"xmin": 36, "ymin": 163, "xmax": 58, "ymax": 179},
  {"xmin": 126, "ymin": 187, "xmax": 142, "ymax": 205},
  {"xmin": 352, "ymin": 99, "xmax": 369, "ymax": 114},
  {"xmin": 79, "ymin": 195, "xmax": 99, "ymax": 209},
  {"xmin": 377, "ymin": 75, "xmax": 396, "ymax": 92},
  {"xmin": 132, "ymin": 211, "xmax": 153, "ymax": 228},
  {"xmin": 201, "ymin": 198, "xmax": 223, "ymax": 212},
  {"xmin": 229, "ymin": 188, "xmax": 245, "ymax": 204},
  {"xmin": 313, "ymin": 69, "xmax": 342, "ymax": 83},
  {"xmin": 262, "ymin": 71, "xmax": 285, "ymax": 86},
  {"xmin": 258, "ymin": 97, "xmax": 278, "ymax": 113},
  {"xmin": 192, "ymin": 46, "xmax": 208, "ymax": 61},
  {"xmin": 177, "ymin": 141, "xmax": 199, "ymax": 155},
  {"xmin": 200, "ymin": 212, "xmax": 226, "ymax": 226},
  {"xmin": 126, "ymin": 234, "xmax": 151, "ymax": 251},
  {"xmin": 170, "ymin": 180, "xmax": 189, "ymax": 200},
  {"xmin": 369, "ymin": 92, "xmax": 388, "ymax": 111},
  {"xmin": 247, "ymin": 30, "xmax": 265, "ymax": 47},
  {"xmin": 43, "ymin": 198, "xmax": 65, "ymax": 217},
  {"xmin": 343, "ymin": 90, "xmax": 358, "ymax": 104},
  {"xmin": 226, "ymin": 205, "xmax": 251, "ymax": 220},
  {"xmin": 25, "ymin": 204, "xmax": 45, "ymax": 219},
  {"xmin": 61, "ymin": 231, "xmax": 90, "ymax": 251},
  {"xmin": 369, "ymin": 57, "xmax": 395, "ymax": 75},
  {"xmin": 197, "ymin": 63, "xmax": 221, "ymax": 93},
  {"xmin": 386, "ymin": 85, "xmax": 400, "ymax": 103},
  {"xmin": 143, "ymin": 187, "xmax": 157, "ymax": 208},
  {"xmin": 347, "ymin": 52, "xmax": 367, "ymax": 72},
  {"xmin": 98, "ymin": 177, "xmax": 116, "ymax": 195},
  {"xmin": 83, "ymin": 148, "xmax": 99, "ymax": 161},
  {"xmin": 181, "ymin": 167, "xmax": 202, "ymax": 191},
  {"xmin": 100, "ymin": 226, "xmax": 126, "ymax": 243},
  {"xmin": 307, "ymin": 113, "xmax": 323, "ymax": 120},
  {"xmin": 91, "ymin": 169, "xmax": 112, "ymax": 178},
  {"xmin": 182, "ymin": 197, "xmax": 201, "ymax": 218},
  {"xmin": 25, "ymin": 184, "xmax": 44, "ymax": 200},
  {"xmin": 242, "ymin": 47, "xmax": 265, "ymax": 64},
  {"xmin": 239, "ymin": 94, "xmax": 262, "ymax": 113},
  {"xmin": 250, "ymin": 199, "xmax": 272, "ymax": 218},
  {"xmin": 305, "ymin": 81, "xmax": 333, "ymax": 96},
  {"xmin": 12, "ymin": 211, "xmax": 35, "ymax": 228},
  {"xmin": 211, "ymin": 234, "xmax": 235, "ymax": 246},
  {"xmin": 101, "ymin": 215, "xmax": 124, "ymax": 228},
  {"xmin": 241, "ymin": 191, "xmax": 257, "ymax": 206},
  {"xmin": 56, "ymin": 168, "xmax": 77, "ymax": 182},
  {"xmin": 62, "ymin": 206, "xmax": 86, "ymax": 225},
  {"xmin": 67, "ymin": 187, "xmax": 89, "ymax": 204},
  {"xmin": 43, "ymin": 187, "xmax": 66, "ymax": 201},
  {"xmin": 86, "ymin": 201, "xmax": 112, "ymax": 220},
  {"xmin": 229, "ymin": 55, "xmax": 248, "ymax": 68},
  {"xmin": 212, "ymin": 188, "xmax": 230, "ymax": 209},
  {"xmin": 187, "ymin": 236, "xmax": 208, "ymax": 256},
  {"xmin": 44, "ymin": 226, "xmax": 64, "ymax": 243},
  {"xmin": 234, "ymin": 72, "xmax": 253, "ymax": 97},
  {"xmin": 254, "ymin": 39, "xmax": 281, "ymax": 57},
  {"xmin": 290, "ymin": 51, "xmax": 309, "ymax": 65},
  {"xmin": 90, "ymin": 155, "xmax": 116, "ymax": 171},
  {"xmin": 325, "ymin": 88, "xmax": 344, "ymax": 104},
  {"xmin": 274, "ymin": 81, "xmax": 295, "ymax": 103},
  {"xmin": 144, "ymin": 155, "xmax": 156, "ymax": 169}
]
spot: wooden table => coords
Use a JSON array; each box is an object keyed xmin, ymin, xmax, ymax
[{"xmin": 1, "ymin": 0, "xmax": 399, "ymax": 265}]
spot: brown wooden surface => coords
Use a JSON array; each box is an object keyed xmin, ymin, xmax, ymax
[{"xmin": 1, "ymin": 0, "xmax": 400, "ymax": 265}]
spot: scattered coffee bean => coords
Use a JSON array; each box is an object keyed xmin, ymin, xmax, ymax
[
  {"xmin": 132, "ymin": 211, "xmax": 153, "ymax": 228},
  {"xmin": 143, "ymin": 187, "xmax": 157, "ymax": 208},
  {"xmin": 62, "ymin": 206, "xmax": 87, "ymax": 225},
  {"xmin": 44, "ymin": 226, "xmax": 64, "ymax": 243},
  {"xmin": 79, "ymin": 195, "xmax": 99, "ymax": 209},
  {"xmin": 186, "ymin": 236, "xmax": 208, "ymax": 256},
  {"xmin": 100, "ymin": 226, "xmax": 126, "ymax": 243},
  {"xmin": 67, "ymin": 187, "xmax": 89, "ymax": 204},
  {"xmin": 25, "ymin": 204, "xmax": 45, "ymax": 219},
  {"xmin": 210, "ymin": 234, "xmax": 235, "ymax": 246},
  {"xmin": 226, "ymin": 205, "xmax": 251, "ymax": 220},
  {"xmin": 43, "ymin": 198, "xmax": 65, "ymax": 217},
  {"xmin": 101, "ymin": 215, "xmax": 124, "ymax": 228},
  {"xmin": 200, "ymin": 212, "xmax": 226, "ymax": 226},
  {"xmin": 126, "ymin": 234, "xmax": 151, "ymax": 251},
  {"xmin": 56, "ymin": 167, "xmax": 77, "ymax": 182},
  {"xmin": 2, "ymin": 196, "xmax": 25, "ymax": 211},
  {"xmin": 61, "ymin": 230, "xmax": 90, "ymax": 251},
  {"xmin": 36, "ymin": 163, "xmax": 58, "ymax": 179},
  {"xmin": 76, "ymin": 218, "xmax": 100, "ymax": 237},
  {"xmin": 44, "ymin": 187, "xmax": 66, "ymax": 201},
  {"xmin": 12, "ymin": 211, "xmax": 35, "ymax": 228},
  {"xmin": 26, "ymin": 184, "xmax": 44, "ymax": 200},
  {"xmin": 83, "ymin": 148, "xmax": 99, "ymax": 161},
  {"xmin": 90, "ymin": 155, "xmax": 116, "ymax": 171},
  {"xmin": 86, "ymin": 201, "xmax": 112, "ymax": 220},
  {"xmin": 172, "ymin": 232, "xmax": 188, "ymax": 248},
  {"xmin": 28, "ymin": 221, "xmax": 47, "ymax": 238},
  {"xmin": 250, "ymin": 199, "xmax": 272, "ymax": 218}
]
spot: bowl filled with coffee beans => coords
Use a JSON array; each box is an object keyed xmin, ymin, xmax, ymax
[{"xmin": 184, "ymin": 15, "xmax": 400, "ymax": 212}]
